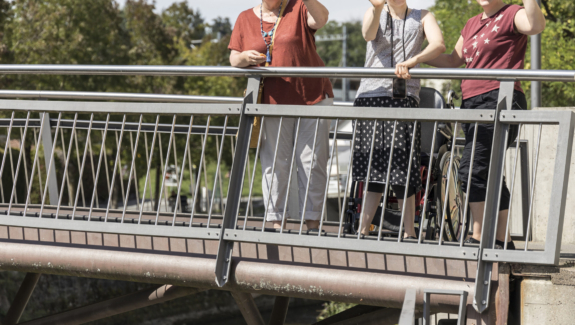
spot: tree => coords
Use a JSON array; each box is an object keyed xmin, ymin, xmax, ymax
[
  {"xmin": 4, "ymin": 0, "xmax": 130, "ymax": 91},
  {"xmin": 161, "ymin": 1, "xmax": 205, "ymax": 46},
  {"xmin": 315, "ymin": 20, "xmax": 366, "ymax": 68},
  {"xmin": 430, "ymin": 0, "xmax": 575, "ymax": 107}
]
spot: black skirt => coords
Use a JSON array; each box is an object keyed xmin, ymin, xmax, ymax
[{"xmin": 352, "ymin": 96, "xmax": 422, "ymax": 193}]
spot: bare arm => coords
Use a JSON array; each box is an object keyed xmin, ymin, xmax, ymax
[
  {"xmin": 396, "ymin": 10, "xmax": 446, "ymax": 79},
  {"xmin": 424, "ymin": 35, "xmax": 466, "ymax": 68},
  {"xmin": 303, "ymin": 0, "xmax": 329, "ymax": 30},
  {"xmin": 514, "ymin": 0, "xmax": 546, "ymax": 35},
  {"xmin": 362, "ymin": 0, "xmax": 386, "ymax": 42},
  {"xmin": 230, "ymin": 50, "xmax": 267, "ymax": 68}
]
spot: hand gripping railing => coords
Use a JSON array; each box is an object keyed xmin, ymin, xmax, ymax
[{"xmin": 0, "ymin": 65, "xmax": 573, "ymax": 315}]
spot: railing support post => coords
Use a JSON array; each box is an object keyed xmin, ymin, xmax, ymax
[
  {"xmin": 5, "ymin": 272, "xmax": 42, "ymax": 325},
  {"xmin": 473, "ymin": 80, "xmax": 514, "ymax": 313},
  {"xmin": 268, "ymin": 296, "xmax": 290, "ymax": 325},
  {"xmin": 230, "ymin": 292, "xmax": 265, "ymax": 325},
  {"xmin": 40, "ymin": 113, "xmax": 59, "ymax": 205},
  {"xmin": 214, "ymin": 76, "xmax": 261, "ymax": 287}
]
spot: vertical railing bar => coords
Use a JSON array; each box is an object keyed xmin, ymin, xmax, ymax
[
  {"xmin": 157, "ymin": 133, "xmax": 169, "ymax": 212},
  {"xmin": 216, "ymin": 135, "xmax": 225, "ymax": 213},
  {"xmin": 397, "ymin": 121, "xmax": 419, "ymax": 243},
  {"xmin": 524, "ymin": 123, "xmax": 542, "ymax": 251},
  {"xmin": 356, "ymin": 119, "xmax": 379, "ymax": 239},
  {"xmin": 187, "ymin": 131, "xmax": 195, "ymax": 200},
  {"xmin": 262, "ymin": 117, "xmax": 284, "ymax": 231},
  {"xmin": 190, "ymin": 116, "xmax": 211, "ymax": 226},
  {"xmin": 171, "ymin": 130, "xmax": 180, "ymax": 212},
  {"xmin": 32, "ymin": 128, "xmax": 44, "ymax": 201},
  {"xmin": 239, "ymin": 135, "xmax": 254, "ymax": 219},
  {"xmin": 138, "ymin": 116, "xmax": 160, "ymax": 224},
  {"xmin": 19, "ymin": 128, "xmax": 30, "ymax": 197},
  {"xmin": 73, "ymin": 127, "xmax": 86, "ymax": 207},
  {"xmin": 208, "ymin": 117, "xmax": 229, "ymax": 228},
  {"xmin": 7, "ymin": 112, "xmax": 31, "ymax": 214},
  {"xmin": 377, "ymin": 121, "xmax": 399, "ymax": 242},
  {"xmin": 55, "ymin": 114, "xmax": 78, "ymax": 219},
  {"xmin": 299, "ymin": 118, "xmax": 321, "ymax": 235},
  {"xmin": 335, "ymin": 138, "xmax": 342, "ymax": 220},
  {"xmin": 201, "ymin": 135, "xmax": 209, "ymax": 210},
  {"xmin": 102, "ymin": 130, "xmax": 111, "ymax": 196},
  {"xmin": 0, "ymin": 111, "xmax": 16, "ymax": 203},
  {"xmin": 243, "ymin": 117, "xmax": 262, "ymax": 231},
  {"xmin": 24, "ymin": 113, "xmax": 47, "ymax": 213},
  {"xmin": 460, "ymin": 122, "xmax": 479, "ymax": 247},
  {"xmin": 438, "ymin": 122, "xmax": 459, "ymax": 245},
  {"xmin": 39, "ymin": 113, "xmax": 62, "ymax": 218},
  {"xmin": 154, "ymin": 115, "xmax": 177, "ymax": 226},
  {"xmin": 143, "ymin": 131, "xmax": 153, "ymax": 211},
  {"xmin": 104, "ymin": 115, "xmax": 127, "ymax": 222},
  {"xmin": 130, "ymin": 132, "xmax": 141, "ymax": 212},
  {"xmin": 71, "ymin": 114, "xmax": 94, "ymax": 220},
  {"xmin": 87, "ymin": 128, "xmax": 99, "ymax": 208},
  {"xmin": 121, "ymin": 115, "xmax": 144, "ymax": 223},
  {"xmin": 418, "ymin": 121, "xmax": 438, "ymax": 244},
  {"xmin": 60, "ymin": 128, "xmax": 73, "ymax": 206},
  {"xmin": 88, "ymin": 114, "xmax": 110, "ymax": 220},
  {"xmin": 172, "ymin": 115, "xmax": 194, "ymax": 226},
  {"xmin": 503, "ymin": 124, "xmax": 523, "ymax": 250},
  {"xmin": 279, "ymin": 118, "xmax": 301, "ymax": 234},
  {"xmin": 338, "ymin": 119, "xmax": 359, "ymax": 238},
  {"xmin": 115, "ymin": 131, "xmax": 126, "ymax": 207},
  {"xmin": 8, "ymin": 127, "xmax": 17, "ymax": 204},
  {"xmin": 319, "ymin": 119, "xmax": 340, "ymax": 234}
]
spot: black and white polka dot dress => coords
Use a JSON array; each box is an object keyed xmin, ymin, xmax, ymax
[{"xmin": 352, "ymin": 96, "xmax": 422, "ymax": 193}]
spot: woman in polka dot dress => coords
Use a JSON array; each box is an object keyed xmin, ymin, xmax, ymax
[{"xmin": 354, "ymin": 0, "xmax": 445, "ymax": 238}]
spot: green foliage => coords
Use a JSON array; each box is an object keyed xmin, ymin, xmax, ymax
[
  {"xmin": 430, "ymin": 0, "xmax": 575, "ymax": 107},
  {"xmin": 316, "ymin": 301, "xmax": 357, "ymax": 321},
  {"xmin": 315, "ymin": 21, "xmax": 366, "ymax": 68}
]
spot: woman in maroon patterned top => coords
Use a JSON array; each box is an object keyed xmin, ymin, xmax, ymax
[{"xmin": 425, "ymin": 0, "xmax": 545, "ymax": 248}]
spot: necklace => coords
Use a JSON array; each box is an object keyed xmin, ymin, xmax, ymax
[{"xmin": 259, "ymin": 0, "xmax": 284, "ymax": 63}]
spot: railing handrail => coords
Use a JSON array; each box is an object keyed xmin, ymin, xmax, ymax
[
  {"xmin": 0, "ymin": 90, "xmax": 353, "ymax": 106},
  {"xmin": 0, "ymin": 65, "xmax": 573, "ymax": 82}
]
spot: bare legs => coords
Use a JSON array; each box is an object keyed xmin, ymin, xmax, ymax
[
  {"xmin": 360, "ymin": 191, "xmax": 417, "ymax": 238},
  {"xmin": 469, "ymin": 201, "xmax": 510, "ymax": 242}
]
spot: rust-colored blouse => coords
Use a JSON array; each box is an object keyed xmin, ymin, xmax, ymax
[{"xmin": 229, "ymin": 0, "xmax": 333, "ymax": 105}]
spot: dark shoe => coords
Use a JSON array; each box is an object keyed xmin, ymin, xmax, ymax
[
  {"xmin": 495, "ymin": 240, "xmax": 516, "ymax": 250},
  {"xmin": 464, "ymin": 238, "xmax": 481, "ymax": 245}
]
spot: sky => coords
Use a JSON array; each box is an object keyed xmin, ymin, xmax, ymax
[{"xmin": 116, "ymin": 0, "xmax": 435, "ymax": 25}]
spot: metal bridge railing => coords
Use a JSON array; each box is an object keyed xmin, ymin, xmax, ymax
[{"xmin": 0, "ymin": 65, "xmax": 573, "ymax": 313}]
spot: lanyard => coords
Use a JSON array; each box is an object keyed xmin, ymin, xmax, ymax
[
  {"xmin": 386, "ymin": 7, "xmax": 409, "ymax": 68},
  {"xmin": 260, "ymin": 0, "xmax": 287, "ymax": 64}
]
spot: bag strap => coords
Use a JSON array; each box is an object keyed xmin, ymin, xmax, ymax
[
  {"xmin": 258, "ymin": 0, "xmax": 288, "ymax": 104},
  {"xmin": 265, "ymin": 0, "xmax": 288, "ymax": 68}
]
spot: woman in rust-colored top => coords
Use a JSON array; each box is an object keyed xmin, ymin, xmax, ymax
[{"xmin": 229, "ymin": 0, "xmax": 333, "ymax": 230}]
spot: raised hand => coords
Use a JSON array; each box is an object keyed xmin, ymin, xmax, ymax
[{"xmin": 369, "ymin": 0, "xmax": 386, "ymax": 8}]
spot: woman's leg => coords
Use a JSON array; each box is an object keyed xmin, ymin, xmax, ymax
[
  {"xmin": 261, "ymin": 117, "xmax": 296, "ymax": 228},
  {"xmin": 295, "ymin": 97, "xmax": 333, "ymax": 230},
  {"xmin": 360, "ymin": 191, "xmax": 384, "ymax": 236},
  {"xmin": 397, "ymin": 195, "xmax": 417, "ymax": 238},
  {"xmin": 295, "ymin": 118, "xmax": 330, "ymax": 229}
]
